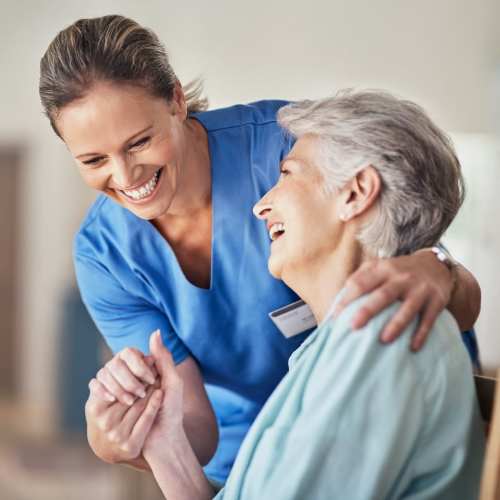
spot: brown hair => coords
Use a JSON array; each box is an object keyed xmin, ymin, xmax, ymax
[{"xmin": 39, "ymin": 15, "xmax": 208, "ymax": 137}]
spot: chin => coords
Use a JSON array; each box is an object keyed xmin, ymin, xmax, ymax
[{"xmin": 267, "ymin": 256, "xmax": 283, "ymax": 280}]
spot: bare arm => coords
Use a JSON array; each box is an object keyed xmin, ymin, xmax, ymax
[
  {"xmin": 448, "ymin": 263, "xmax": 481, "ymax": 332},
  {"xmin": 143, "ymin": 331, "xmax": 215, "ymax": 500},
  {"xmin": 145, "ymin": 430, "xmax": 215, "ymax": 500}
]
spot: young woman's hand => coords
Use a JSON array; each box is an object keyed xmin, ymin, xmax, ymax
[
  {"xmin": 84, "ymin": 341, "xmax": 161, "ymax": 467},
  {"xmin": 85, "ymin": 369, "xmax": 162, "ymax": 467},
  {"xmin": 333, "ymin": 249, "xmax": 454, "ymax": 351}
]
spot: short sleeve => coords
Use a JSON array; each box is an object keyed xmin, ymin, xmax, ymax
[{"xmin": 74, "ymin": 251, "xmax": 190, "ymax": 364}]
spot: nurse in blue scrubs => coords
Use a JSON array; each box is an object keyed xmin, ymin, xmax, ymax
[{"xmin": 39, "ymin": 15, "xmax": 482, "ymax": 484}]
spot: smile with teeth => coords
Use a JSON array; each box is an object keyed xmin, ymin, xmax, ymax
[
  {"xmin": 269, "ymin": 223, "xmax": 285, "ymax": 241},
  {"xmin": 121, "ymin": 169, "xmax": 161, "ymax": 200}
]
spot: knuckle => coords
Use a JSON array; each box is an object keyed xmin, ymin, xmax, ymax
[
  {"xmin": 120, "ymin": 442, "xmax": 137, "ymax": 458},
  {"xmin": 398, "ymin": 271, "xmax": 413, "ymax": 283},
  {"xmin": 107, "ymin": 430, "xmax": 121, "ymax": 444},
  {"xmin": 85, "ymin": 400, "xmax": 96, "ymax": 417},
  {"xmin": 100, "ymin": 416, "xmax": 113, "ymax": 433},
  {"xmin": 378, "ymin": 287, "xmax": 393, "ymax": 302},
  {"xmin": 345, "ymin": 276, "xmax": 362, "ymax": 293},
  {"xmin": 96, "ymin": 368, "xmax": 107, "ymax": 382}
]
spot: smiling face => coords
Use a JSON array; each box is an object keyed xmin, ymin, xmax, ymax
[
  {"xmin": 56, "ymin": 81, "xmax": 188, "ymax": 221},
  {"xmin": 253, "ymin": 135, "xmax": 344, "ymax": 281}
]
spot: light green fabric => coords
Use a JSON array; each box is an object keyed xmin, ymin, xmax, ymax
[{"xmin": 215, "ymin": 291, "xmax": 485, "ymax": 499}]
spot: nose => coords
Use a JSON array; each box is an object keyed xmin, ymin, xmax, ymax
[
  {"xmin": 253, "ymin": 192, "xmax": 273, "ymax": 220},
  {"xmin": 110, "ymin": 155, "xmax": 138, "ymax": 189}
]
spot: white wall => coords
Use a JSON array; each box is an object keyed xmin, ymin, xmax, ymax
[{"xmin": 1, "ymin": 0, "xmax": 499, "ymax": 435}]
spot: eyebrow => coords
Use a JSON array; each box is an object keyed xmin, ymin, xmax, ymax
[
  {"xmin": 280, "ymin": 157, "xmax": 305, "ymax": 169},
  {"xmin": 76, "ymin": 125, "xmax": 153, "ymax": 159}
]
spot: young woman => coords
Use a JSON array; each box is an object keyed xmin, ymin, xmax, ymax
[{"xmin": 39, "ymin": 15, "xmax": 481, "ymax": 483}]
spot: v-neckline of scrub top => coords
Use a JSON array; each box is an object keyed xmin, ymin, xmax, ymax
[{"xmin": 141, "ymin": 117, "xmax": 216, "ymax": 293}]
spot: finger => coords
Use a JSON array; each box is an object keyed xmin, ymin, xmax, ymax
[
  {"xmin": 129, "ymin": 389, "xmax": 163, "ymax": 445},
  {"xmin": 149, "ymin": 330, "xmax": 176, "ymax": 380},
  {"xmin": 108, "ymin": 357, "xmax": 147, "ymax": 399},
  {"xmin": 334, "ymin": 261, "xmax": 385, "ymax": 317},
  {"xmin": 411, "ymin": 300, "xmax": 444, "ymax": 352},
  {"xmin": 379, "ymin": 290, "xmax": 427, "ymax": 343},
  {"xmin": 144, "ymin": 355, "xmax": 159, "ymax": 379},
  {"xmin": 89, "ymin": 377, "xmax": 116, "ymax": 403},
  {"xmin": 97, "ymin": 367, "xmax": 136, "ymax": 406},
  {"xmin": 115, "ymin": 385, "xmax": 156, "ymax": 437},
  {"xmin": 350, "ymin": 283, "xmax": 403, "ymax": 330},
  {"xmin": 119, "ymin": 348, "xmax": 156, "ymax": 385},
  {"xmin": 98, "ymin": 399, "xmax": 132, "ymax": 433}
]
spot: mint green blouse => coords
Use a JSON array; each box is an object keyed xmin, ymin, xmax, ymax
[{"xmin": 216, "ymin": 292, "xmax": 485, "ymax": 499}]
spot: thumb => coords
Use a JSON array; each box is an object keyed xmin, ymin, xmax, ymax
[{"xmin": 149, "ymin": 329, "xmax": 176, "ymax": 382}]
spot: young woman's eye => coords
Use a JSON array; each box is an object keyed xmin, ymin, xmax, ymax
[
  {"xmin": 279, "ymin": 168, "xmax": 290, "ymax": 177},
  {"xmin": 82, "ymin": 157, "xmax": 104, "ymax": 166},
  {"xmin": 129, "ymin": 136, "xmax": 150, "ymax": 150}
]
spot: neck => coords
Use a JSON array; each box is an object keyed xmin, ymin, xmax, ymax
[
  {"xmin": 283, "ymin": 235, "xmax": 369, "ymax": 324},
  {"xmin": 161, "ymin": 118, "xmax": 211, "ymax": 221}
]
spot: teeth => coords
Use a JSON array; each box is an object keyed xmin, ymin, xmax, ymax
[
  {"xmin": 269, "ymin": 223, "xmax": 285, "ymax": 241},
  {"xmin": 123, "ymin": 170, "xmax": 160, "ymax": 200}
]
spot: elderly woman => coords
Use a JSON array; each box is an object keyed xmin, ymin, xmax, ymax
[{"xmin": 138, "ymin": 90, "xmax": 485, "ymax": 499}]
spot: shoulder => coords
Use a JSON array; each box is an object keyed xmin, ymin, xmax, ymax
[
  {"xmin": 73, "ymin": 195, "xmax": 134, "ymax": 260},
  {"xmin": 321, "ymin": 294, "xmax": 470, "ymax": 385},
  {"xmin": 191, "ymin": 100, "xmax": 291, "ymax": 133}
]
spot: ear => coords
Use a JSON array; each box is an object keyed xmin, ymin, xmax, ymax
[
  {"xmin": 171, "ymin": 80, "xmax": 188, "ymax": 119},
  {"xmin": 338, "ymin": 165, "xmax": 381, "ymax": 221}
]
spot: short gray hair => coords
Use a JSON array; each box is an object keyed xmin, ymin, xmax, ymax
[{"xmin": 277, "ymin": 90, "xmax": 465, "ymax": 257}]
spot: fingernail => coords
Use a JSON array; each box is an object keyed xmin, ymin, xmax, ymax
[
  {"xmin": 137, "ymin": 388, "xmax": 146, "ymax": 398},
  {"xmin": 125, "ymin": 395, "xmax": 135, "ymax": 406},
  {"xmin": 106, "ymin": 394, "xmax": 116, "ymax": 403}
]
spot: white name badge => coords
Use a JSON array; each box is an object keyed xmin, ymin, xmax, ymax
[{"xmin": 269, "ymin": 300, "xmax": 317, "ymax": 338}]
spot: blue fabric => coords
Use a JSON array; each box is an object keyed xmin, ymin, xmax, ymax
[
  {"xmin": 74, "ymin": 100, "xmax": 312, "ymax": 482},
  {"xmin": 216, "ymin": 292, "xmax": 485, "ymax": 499},
  {"xmin": 462, "ymin": 329, "xmax": 482, "ymax": 372}
]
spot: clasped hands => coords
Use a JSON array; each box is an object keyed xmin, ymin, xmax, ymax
[
  {"xmin": 85, "ymin": 330, "xmax": 184, "ymax": 468},
  {"xmin": 85, "ymin": 249, "xmax": 458, "ymax": 467}
]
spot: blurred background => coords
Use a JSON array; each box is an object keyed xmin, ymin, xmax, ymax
[{"xmin": 0, "ymin": 0, "xmax": 499, "ymax": 498}]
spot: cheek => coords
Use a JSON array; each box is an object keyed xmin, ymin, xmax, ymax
[{"xmin": 78, "ymin": 167, "xmax": 108, "ymax": 192}]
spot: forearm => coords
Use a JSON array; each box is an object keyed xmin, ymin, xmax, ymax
[
  {"xmin": 184, "ymin": 412, "xmax": 219, "ymax": 466},
  {"xmin": 448, "ymin": 264, "xmax": 481, "ymax": 331},
  {"xmin": 145, "ymin": 431, "xmax": 215, "ymax": 500}
]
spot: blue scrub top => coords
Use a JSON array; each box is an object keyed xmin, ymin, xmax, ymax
[
  {"xmin": 74, "ymin": 100, "xmax": 481, "ymax": 483},
  {"xmin": 74, "ymin": 100, "xmax": 312, "ymax": 482}
]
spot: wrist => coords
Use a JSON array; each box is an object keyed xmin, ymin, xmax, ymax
[
  {"xmin": 143, "ymin": 429, "xmax": 190, "ymax": 465},
  {"xmin": 418, "ymin": 246, "xmax": 459, "ymax": 297}
]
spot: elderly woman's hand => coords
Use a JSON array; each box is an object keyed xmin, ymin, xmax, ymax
[{"xmin": 333, "ymin": 249, "xmax": 454, "ymax": 351}]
